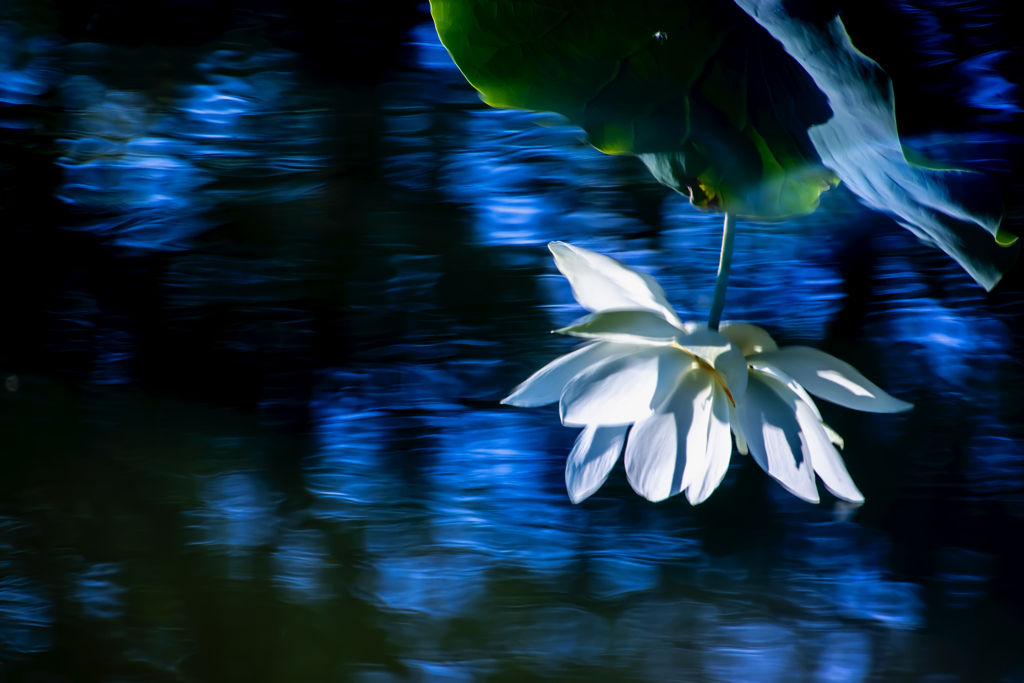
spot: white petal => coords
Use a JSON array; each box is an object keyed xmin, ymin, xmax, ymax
[
  {"xmin": 549, "ymin": 242, "xmax": 683, "ymax": 327},
  {"xmin": 502, "ymin": 342, "xmax": 646, "ymax": 407},
  {"xmin": 555, "ymin": 309, "xmax": 683, "ymax": 345},
  {"xmin": 749, "ymin": 361, "xmax": 822, "ymax": 420},
  {"xmin": 673, "ymin": 329, "xmax": 730, "ymax": 365},
  {"xmin": 751, "ymin": 347, "xmax": 912, "ymax": 413},
  {"xmin": 719, "ymin": 322, "xmax": 779, "ymax": 356},
  {"xmin": 565, "ymin": 425, "xmax": 628, "ymax": 504},
  {"xmin": 737, "ymin": 372, "xmax": 819, "ymax": 503},
  {"xmin": 687, "ymin": 384, "xmax": 733, "ymax": 505},
  {"xmin": 758, "ymin": 371, "xmax": 861, "ymax": 501},
  {"xmin": 560, "ymin": 346, "xmax": 688, "ymax": 427},
  {"xmin": 729, "ymin": 403, "xmax": 749, "ymax": 455},
  {"xmin": 625, "ymin": 369, "xmax": 712, "ymax": 502},
  {"xmin": 791, "ymin": 401, "xmax": 864, "ymax": 503},
  {"xmin": 676, "ymin": 329, "xmax": 748, "ymax": 401}
]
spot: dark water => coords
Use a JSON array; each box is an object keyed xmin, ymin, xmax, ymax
[{"xmin": 2, "ymin": 2, "xmax": 1024, "ymax": 681}]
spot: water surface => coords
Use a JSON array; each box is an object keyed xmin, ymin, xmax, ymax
[{"xmin": 2, "ymin": 2, "xmax": 1024, "ymax": 681}]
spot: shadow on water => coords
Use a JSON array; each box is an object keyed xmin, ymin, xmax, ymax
[{"xmin": 2, "ymin": 1, "xmax": 1024, "ymax": 681}]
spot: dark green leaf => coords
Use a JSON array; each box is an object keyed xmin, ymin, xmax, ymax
[{"xmin": 431, "ymin": 0, "xmax": 839, "ymax": 218}]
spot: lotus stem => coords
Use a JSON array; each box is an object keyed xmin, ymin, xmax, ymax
[{"xmin": 707, "ymin": 212, "xmax": 736, "ymax": 331}]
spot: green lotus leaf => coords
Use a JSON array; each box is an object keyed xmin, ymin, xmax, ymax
[{"xmin": 430, "ymin": 0, "xmax": 839, "ymax": 219}]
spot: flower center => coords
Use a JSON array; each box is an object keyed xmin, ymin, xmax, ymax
[{"xmin": 670, "ymin": 342, "xmax": 736, "ymax": 407}]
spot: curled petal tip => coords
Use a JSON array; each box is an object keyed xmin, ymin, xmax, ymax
[
  {"xmin": 995, "ymin": 227, "xmax": 1018, "ymax": 247},
  {"xmin": 879, "ymin": 397, "xmax": 914, "ymax": 413}
]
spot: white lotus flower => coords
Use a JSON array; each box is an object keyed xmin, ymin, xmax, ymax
[{"xmin": 503, "ymin": 242, "xmax": 912, "ymax": 506}]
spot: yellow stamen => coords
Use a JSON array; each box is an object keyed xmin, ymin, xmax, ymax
[{"xmin": 669, "ymin": 342, "xmax": 736, "ymax": 407}]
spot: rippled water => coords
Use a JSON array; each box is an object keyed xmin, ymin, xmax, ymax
[{"xmin": 2, "ymin": 2, "xmax": 1024, "ymax": 682}]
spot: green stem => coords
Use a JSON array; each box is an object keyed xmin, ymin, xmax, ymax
[{"xmin": 707, "ymin": 212, "xmax": 736, "ymax": 331}]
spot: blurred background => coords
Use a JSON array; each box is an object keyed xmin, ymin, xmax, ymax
[{"xmin": 1, "ymin": 1, "xmax": 1023, "ymax": 681}]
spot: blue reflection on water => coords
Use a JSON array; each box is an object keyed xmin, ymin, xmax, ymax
[
  {"xmin": 56, "ymin": 42, "xmax": 330, "ymax": 251},
  {"xmin": 440, "ymin": 109, "xmax": 640, "ymax": 247},
  {"xmin": 175, "ymin": 47, "xmax": 331, "ymax": 194},
  {"xmin": 72, "ymin": 563, "xmax": 125, "ymax": 620},
  {"xmin": 812, "ymin": 631, "xmax": 872, "ymax": 683},
  {"xmin": 780, "ymin": 521, "xmax": 924, "ymax": 629},
  {"xmin": 401, "ymin": 661, "xmax": 477, "ymax": 683},
  {"xmin": 967, "ymin": 426, "xmax": 1024, "ymax": 517},
  {"xmin": 704, "ymin": 622, "xmax": 799, "ymax": 683},
  {"xmin": 936, "ymin": 547, "xmax": 994, "ymax": 609},
  {"xmin": 188, "ymin": 470, "xmax": 281, "ymax": 578},
  {"xmin": 428, "ymin": 410, "xmax": 581, "ymax": 571},
  {"xmin": 409, "ymin": 21, "xmax": 462, "ymax": 74},
  {"xmin": 497, "ymin": 606, "xmax": 612, "ymax": 670},
  {"xmin": 57, "ymin": 79, "xmax": 215, "ymax": 250},
  {"xmin": 310, "ymin": 369, "xmax": 583, "ymax": 577},
  {"xmin": 861, "ymin": 226, "xmax": 1019, "ymax": 503},
  {"xmin": 834, "ymin": 572, "xmax": 924, "ymax": 629},
  {"xmin": 891, "ymin": 0, "xmax": 1021, "ymax": 122},
  {"xmin": 588, "ymin": 556, "xmax": 661, "ymax": 598},
  {"xmin": 0, "ymin": 22, "xmax": 59, "ymax": 110},
  {"xmin": 272, "ymin": 529, "xmax": 333, "ymax": 605},
  {"xmin": 957, "ymin": 51, "xmax": 1021, "ymax": 118},
  {"xmin": 872, "ymin": 292, "xmax": 1009, "ymax": 388},
  {"xmin": 0, "ymin": 576, "xmax": 53, "ymax": 654},
  {"xmin": 369, "ymin": 551, "xmax": 487, "ymax": 618},
  {"xmin": 0, "ymin": 8, "xmax": 1022, "ymax": 682},
  {"xmin": 307, "ymin": 357, "xmax": 927, "ymax": 676}
]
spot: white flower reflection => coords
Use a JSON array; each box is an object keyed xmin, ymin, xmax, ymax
[{"xmin": 503, "ymin": 242, "xmax": 911, "ymax": 506}]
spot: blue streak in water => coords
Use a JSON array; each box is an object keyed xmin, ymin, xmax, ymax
[
  {"xmin": 956, "ymin": 51, "xmax": 1021, "ymax": 118},
  {"xmin": 55, "ymin": 44, "xmax": 330, "ymax": 252},
  {"xmin": 813, "ymin": 631, "xmax": 872, "ymax": 683},
  {"xmin": 0, "ymin": 576, "xmax": 54, "ymax": 655},
  {"xmin": 272, "ymin": 530, "xmax": 334, "ymax": 605},
  {"xmin": 0, "ymin": 24, "xmax": 60, "ymax": 108},
  {"xmin": 186, "ymin": 471, "xmax": 282, "ymax": 579},
  {"xmin": 704, "ymin": 622, "xmax": 799, "ymax": 683},
  {"xmin": 72, "ymin": 564, "xmax": 125, "ymax": 620}
]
